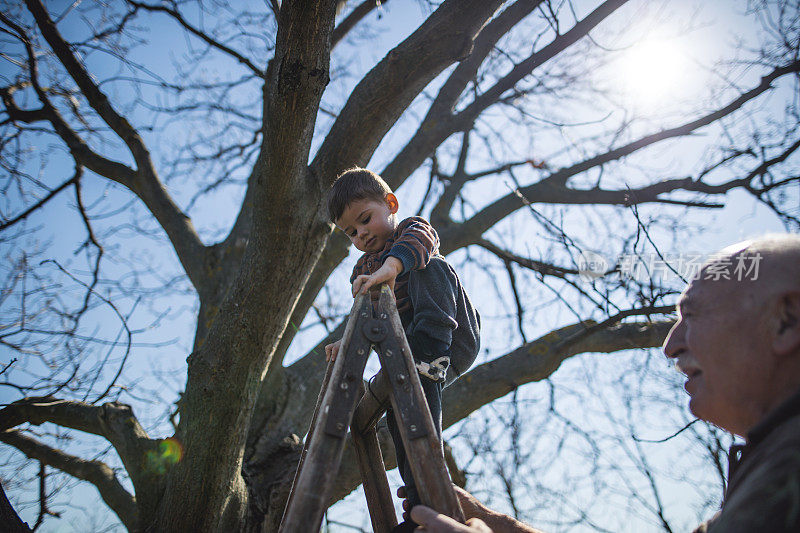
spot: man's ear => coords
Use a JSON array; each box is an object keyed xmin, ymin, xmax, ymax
[
  {"xmin": 385, "ymin": 193, "xmax": 399, "ymax": 214},
  {"xmin": 774, "ymin": 292, "xmax": 800, "ymax": 356}
]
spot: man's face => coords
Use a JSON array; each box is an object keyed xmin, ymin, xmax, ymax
[
  {"xmin": 335, "ymin": 196, "xmax": 397, "ymax": 253},
  {"xmin": 663, "ymin": 272, "xmax": 775, "ymax": 436}
]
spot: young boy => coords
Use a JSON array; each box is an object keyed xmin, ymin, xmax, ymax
[{"xmin": 325, "ymin": 167, "xmax": 480, "ymax": 532}]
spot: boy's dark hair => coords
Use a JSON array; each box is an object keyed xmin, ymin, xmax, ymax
[{"xmin": 327, "ymin": 167, "xmax": 392, "ymax": 222}]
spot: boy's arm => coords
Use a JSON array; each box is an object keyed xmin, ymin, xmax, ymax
[
  {"xmin": 385, "ymin": 216, "xmax": 440, "ymax": 274},
  {"xmin": 352, "ymin": 217, "xmax": 440, "ymax": 296}
]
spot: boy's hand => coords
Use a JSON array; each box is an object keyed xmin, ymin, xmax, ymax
[
  {"xmin": 352, "ymin": 257, "xmax": 403, "ymax": 297},
  {"xmin": 324, "ymin": 339, "xmax": 342, "ymax": 362}
]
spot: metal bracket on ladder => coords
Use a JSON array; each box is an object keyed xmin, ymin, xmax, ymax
[{"xmin": 279, "ymin": 285, "xmax": 465, "ymax": 533}]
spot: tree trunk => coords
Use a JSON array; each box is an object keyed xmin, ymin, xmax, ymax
[
  {"xmin": 145, "ymin": 0, "xmax": 338, "ymax": 529},
  {"xmin": 0, "ymin": 482, "xmax": 32, "ymax": 533}
]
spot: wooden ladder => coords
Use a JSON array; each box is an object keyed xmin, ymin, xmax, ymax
[{"xmin": 279, "ymin": 285, "xmax": 465, "ymax": 532}]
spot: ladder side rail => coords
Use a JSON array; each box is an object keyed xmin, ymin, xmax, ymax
[
  {"xmin": 280, "ymin": 358, "xmax": 335, "ymax": 525},
  {"xmin": 279, "ymin": 294, "xmax": 373, "ymax": 533},
  {"xmin": 376, "ymin": 287, "xmax": 466, "ymax": 523}
]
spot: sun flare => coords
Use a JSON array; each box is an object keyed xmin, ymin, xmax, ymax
[{"xmin": 616, "ymin": 40, "xmax": 689, "ymax": 110}]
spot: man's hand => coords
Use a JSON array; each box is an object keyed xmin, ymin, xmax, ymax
[
  {"xmin": 397, "ymin": 487, "xmax": 493, "ymax": 532},
  {"xmin": 324, "ymin": 339, "xmax": 342, "ymax": 363},
  {"xmin": 398, "ymin": 485, "xmax": 542, "ymax": 533},
  {"xmin": 352, "ymin": 257, "xmax": 403, "ymax": 297},
  {"xmin": 410, "ymin": 506, "xmax": 493, "ymax": 532}
]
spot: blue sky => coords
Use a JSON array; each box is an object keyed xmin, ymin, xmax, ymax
[{"xmin": 1, "ymin": 0, "xmax": 796, "ymax": 531}]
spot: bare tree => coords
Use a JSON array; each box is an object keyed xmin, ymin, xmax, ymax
[{"xmin": 0, "ymin": 0, "xmax": 798, "ymax": 531}]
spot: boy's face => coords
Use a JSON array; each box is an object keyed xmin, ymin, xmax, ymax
[{"xmin": 335, "ymin": 194, "xmax": 399, "ymax": 253}]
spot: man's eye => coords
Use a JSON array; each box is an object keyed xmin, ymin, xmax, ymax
[{"xmin": 362, "ymin": 216, "xmax": 370, "ymax": 224}]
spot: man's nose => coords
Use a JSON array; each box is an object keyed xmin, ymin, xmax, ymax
[{"xmin": 663, "ymin": 319, "xmax": 685, "ymax": 359}]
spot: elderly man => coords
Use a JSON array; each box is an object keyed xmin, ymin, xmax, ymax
[{"xmin": 410, "ymin": 235, "xmax": 800, "ymax": 532}]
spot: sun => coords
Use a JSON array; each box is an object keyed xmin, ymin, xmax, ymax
[{"xmin": 615, "ymin": 39, "xmax": 690, "ymax": 110}]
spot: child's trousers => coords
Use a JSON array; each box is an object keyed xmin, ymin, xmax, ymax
[{"xmin": 388, "ymin": 256, "xmax": 463, "ymax": 510}]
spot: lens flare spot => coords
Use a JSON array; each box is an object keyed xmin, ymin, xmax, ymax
[
  {"xmin": 145, "ymin": 437, "xmax": 184, "ymax": 474},
  {"xmin": 161, "ymin": 438, "xmax": 183, "ymax": 463}
]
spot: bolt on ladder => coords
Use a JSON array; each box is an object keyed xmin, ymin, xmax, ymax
[{"xmin": 279, "ymin": 285, "xmax": 465, "ymax": 532}]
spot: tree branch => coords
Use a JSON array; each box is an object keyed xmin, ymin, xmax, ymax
[
  {"xmin": 0, "ymin": 13, "xmax": 140, "ymax": 186},
  {"xmin": 0, "ymin": 430, "xmax": 138, "ymax": 531},
  {"xmin": 126, "ymin": 1, "xmax": 266, "ymax": 77},
  {"xmin": 0, "ymin": 167, "xmax": 81, "ymax": 232},
  {"xmin": 476, "ymin": 238, "xmax": 579, "ymax": 279},
  {"xmin": 430, "ymin": 129, "xmax": 472, "ymax": 227},
  {"xmin": 0, "ymin": 397, "xmax": 156, "ymax": 497},
  {"xmin": 440, "ymin": 59, "xmax": 800, "ymax": 252},
  {"xmin": 25, "ymin": 0, "xmax": 154, "ymax": 171},
  {"xmin": 312, "ymin": 0, "xmax": 505, "ymax": 181},
  {"xmin": 748, "ymin": 136, "xmax": 800, "ymax": 191},
  {"xmin": 22, "ymin": 0, "xmax": 208, "ymax": 292},
  {"xmin": 0, "ymin": 84, "xmax": 48, "ymax": 124},
  {"xmin": 541, "ymin": 59, "xmax": 800, "ymax": 188},
  {"xmin": 443, "ymin": 319, "xmax": 674, "ymax": 427},
  {"xmin": 423, "ymin": 0, "xmax": 543, "ymax": 128},
  {"xmin": 332, "ymin": 0, "xmax": 393, "ymax": 49},
  {"xmin": 459, "ymin": 0, "xmax": 629, "ymax": 126},
  {"xmin": 504, "ymin": 259, "xmax": 528, "ymax": 343},
  {"xmin": 381, "ymin": 0, "xmax": 622, "ymax": 188}
]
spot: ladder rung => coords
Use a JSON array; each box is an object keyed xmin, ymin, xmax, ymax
[{"xmin": 353, "ymin": 370, "xmax": 390, "ymax": 435}]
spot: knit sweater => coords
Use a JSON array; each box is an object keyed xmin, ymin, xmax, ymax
[
  {"xmin": 350, "ymin": 216, "xmax": 440, "ymax": 317},
  {"xmin": 350, "ymin": 217, "xmax": 479, "ymax": 384}
]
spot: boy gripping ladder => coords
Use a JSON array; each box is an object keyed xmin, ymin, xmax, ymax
[
  {"xmin": 278, "ymin": 285, "xmax": 464, "ymax": 532},
  {"xmin": 280, "ymin": 168, "xmax": 479, "ymax": 532}
]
